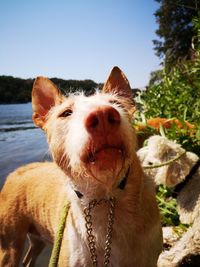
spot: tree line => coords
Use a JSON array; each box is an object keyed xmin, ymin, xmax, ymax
[
  {"xmin": 0, "ymin": 76, "xmax": 102, "ymax": 104},
  {"xmin": 135, "ymin": 0, "xmax": 200, "ymax": 156},
  {"xmin": 141, "ymin": 0, "xmax": 200, "ymax": 124},
  {"xmin": 0, "ymin": 76, "xmax": 140, "ymax": 104},
  {"xmin": 153, "ymin": 0, "xmax": 200, "ymax": 66}
]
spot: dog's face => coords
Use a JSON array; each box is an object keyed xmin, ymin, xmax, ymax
[
  {"xmin": 32, "ymin": 67, "xmax": 136, "ymax": 196},
  {"xmin": 137, "ymin": 135, "xmax": 191, "ymax": 186}
]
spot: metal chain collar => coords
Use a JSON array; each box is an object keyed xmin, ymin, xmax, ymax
[{"xmin": 83, "ymin": 197, "xmax": 116, "ymax": 267}]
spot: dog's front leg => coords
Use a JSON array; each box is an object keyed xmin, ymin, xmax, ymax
[{"xmin": 0, "ymin": 232, "xmax": 27, "ymax": 267}]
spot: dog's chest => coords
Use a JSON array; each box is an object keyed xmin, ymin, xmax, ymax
[
  {"xmin": 64, "ymin": 202, "xmax": 142, "ymax": 267},
  {"xmin": 65, "ymin": 204, "xmax": 112, "ymax": 266}
]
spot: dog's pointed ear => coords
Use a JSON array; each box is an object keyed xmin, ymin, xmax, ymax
[
  {"xmin": 102, "ymin": 66, "xmax": 132, "ymax": 99},
  {"xmin": 32, "ymin": 77, "xmax": 61, "ymax": 128}
]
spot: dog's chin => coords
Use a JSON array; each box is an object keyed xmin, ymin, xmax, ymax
[{"xmin": 83, "ymin": 147, "xmax": 124, "ymax": 188}]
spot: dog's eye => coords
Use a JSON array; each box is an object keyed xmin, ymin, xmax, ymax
[
  {"xmin": 59, "ymin": 109, "xmax": 73, "ymax": 118},
  {"xmin": 148, "ymin": 161, "xmax": 153, "ymax": 165}
]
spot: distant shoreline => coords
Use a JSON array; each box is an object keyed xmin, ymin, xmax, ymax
[
  {"xmin": 0, "ymin": 76, "xmax": 140, "ymax": 104},
  {"xmin": 0, "ymin": 76, "xmax": 99, "ymax": 104},
  {"xmin": 0, "ymin": 102, "xmax": 31, "ymax": 105}
]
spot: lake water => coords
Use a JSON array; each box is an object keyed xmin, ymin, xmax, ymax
[
  {"xmin": 0, "ymin": 103, "xmax": 50, "ymax": 188},
  {"xmin": 0, "ymin": 103, "xmax": 52, "ymax": 266}
]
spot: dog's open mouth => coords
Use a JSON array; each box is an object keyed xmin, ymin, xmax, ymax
[
  {"xmin": 82, "ymin": 145, "xmax": 124, "ymax": 164},
  {"xmin": 81, "ymin": 145, "xmax": 125, "ymax": 186},
  {"xmin": 88, "ymin": 146, "xmax": 123, "ymax": 163}
]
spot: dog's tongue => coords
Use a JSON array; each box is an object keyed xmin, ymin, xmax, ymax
[{"xmin": 88, "ymin": 148, "xmax": 123, "ymax": 186}]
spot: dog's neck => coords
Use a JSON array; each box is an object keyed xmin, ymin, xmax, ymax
[{"xmin": 73, "ymin": 167, "xmax": 130, "ymax": 201}]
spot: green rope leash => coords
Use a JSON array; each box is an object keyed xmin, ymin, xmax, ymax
[
  {"xmin": 143, "ymin": 150, "xmax": 186, "ymax": 169},
  {"xmin": 48, "ymin": 202, "xmax": 70, "ymax": 267}
]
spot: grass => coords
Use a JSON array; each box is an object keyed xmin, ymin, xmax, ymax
[{"xmin": 156, "ymin": 185, "xmax": 189, "ymax": 233}]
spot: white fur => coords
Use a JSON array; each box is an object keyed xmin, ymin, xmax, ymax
[
  {"xmin": 46, "ymin": 92, "xmax": 135, "ymax": 201},
  {"xmin": 137, "ymin": 135, "xmax": 200, "ymax": 266}
]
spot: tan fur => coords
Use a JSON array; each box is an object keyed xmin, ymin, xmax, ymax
[{"xmin": 0, "ymin": 67, "xmax": 162, "ymax": 267}]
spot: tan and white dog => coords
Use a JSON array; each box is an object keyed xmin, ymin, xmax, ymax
[{"xmin": 0, "ymin": 67, "xmax": 162, "ymax": 267}]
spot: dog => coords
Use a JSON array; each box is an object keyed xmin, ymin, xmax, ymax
[
  {"xmin": 137, "ymin": 135, "xmax": 200, "ymax": 266},
  {"xmin": 0, "ymin": 67, "xmax": 162, "ymax": 267}
]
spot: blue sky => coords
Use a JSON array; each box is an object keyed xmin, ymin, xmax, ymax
[{"xmin": 0, "ymin": 0, "xmax": 161, "ymax": 88}]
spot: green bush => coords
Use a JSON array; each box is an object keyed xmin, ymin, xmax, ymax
[
  {"xmin": 136, "ymin": 15, "xmax": 200, "ymax": 124},
  {"xmin": 135, "ymin": 16, "xmax": 200, "ymax": 156},
  {"xmin": 137, "ymin": 61, "xmax": 200, "ymax": 124},
  {"xmin": 134, "ymin": 16, "xmax": 200, "ymax": 228}
]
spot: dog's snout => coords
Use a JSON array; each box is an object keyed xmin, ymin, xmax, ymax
[{"xmin": 85, "ymin": 106, "xmax": 120, "ymax": 134}]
